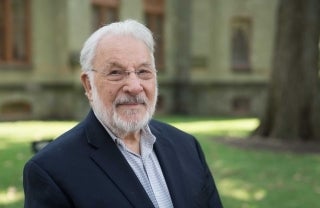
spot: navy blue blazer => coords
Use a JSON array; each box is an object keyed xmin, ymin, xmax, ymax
[{"xmin": 23, "ymin": 110, "xmax": 223, "ymax": 208}]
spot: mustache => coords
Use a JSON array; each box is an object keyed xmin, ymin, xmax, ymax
[{"xmin": 114, "ymin": 95, "xmax": 148, "ymax": 106}]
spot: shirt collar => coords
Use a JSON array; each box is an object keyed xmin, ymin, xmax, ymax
[{"xmin": 101, "ymin": 123, "xmax": 156, "ymax": 158}]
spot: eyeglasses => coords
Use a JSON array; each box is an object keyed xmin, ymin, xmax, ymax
[{"xmin": 90, "ymin": 68, "xmax": 157, "ymax": 82}]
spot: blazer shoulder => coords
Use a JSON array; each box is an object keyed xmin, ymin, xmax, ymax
[
  {"xmin": 150, "ymin": 119, "xmax": 183, "ymax": 132},
  {"xmin": 150, "ymin": 119, "xmax": 195, "ymax": 140}
]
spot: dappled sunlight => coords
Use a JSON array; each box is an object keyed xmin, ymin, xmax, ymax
[
  {"xmin": 0, "ymin": 121, "xmax": 77, "ymax": 143},
  {"xmin": 219, "ymin": 178, "xmax": 267, "ymax": 202},
  {"xmin": 168, "ymin": 119, "xmax": 259, "ymax": 136},
  {"xmin": 0, "ymin": 187, "xmax": 24, "ymax": 206}
]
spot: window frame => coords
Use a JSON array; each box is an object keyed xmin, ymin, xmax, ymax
[
  {"xmin": 230, "ymin": 16, "xmax": 252, "ymax": 73},
  {"xmin": 0, "ymin": 0, "xmax": 31, "ymax": 66},
  {"xmin": 91, "ymin": 0, "xmax": 120, "ymax": 30},
  {"xmin": 143, "ymin": 0, "xmax": 165, "ymax": 71}
]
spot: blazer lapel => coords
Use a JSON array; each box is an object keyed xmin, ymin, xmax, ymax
[
  {"xmin": 151, "ymin": 124, "xmax": 191, "ymax": 208},
  {"xmin": 84, "ymin": 111, "xmax": 155, "ymax": 208}
]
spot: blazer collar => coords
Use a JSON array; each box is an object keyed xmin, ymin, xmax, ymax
[
  {"xmin": 150, "ymin": 122, "xmax": 191, "ymax": 208},
  {"xmin": 83, "ymin": 110, "xmax": 155, "ymax": 207},
  {"xmin": 83, "ymin": 111, "xmax": 190, "ymax": 207}
]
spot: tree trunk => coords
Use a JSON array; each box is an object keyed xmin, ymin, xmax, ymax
[
  {"xmin": 172, "ymin": 0, "xmax": 192, "ymax": 114},
  {"xmin": 254, "ymin": 0, "xmax": 320, "ymax": 141}
]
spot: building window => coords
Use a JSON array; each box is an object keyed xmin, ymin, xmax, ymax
[
  {"xmin": 91, "ymin": 0, "xmax": 120, "ymax": 30},
  {"xmin": 0, "ymin": 0, "xmax": 31, "ymax": 65},
  {"xmin": 231, "ymin": 16, "xmax": 252, "ymax": 72},
  {"xmin": 232, "ymin": 96, "xmax": 251, "ymax": 115},
  {"xmin": 144, "ymin": 0, "xmax": 165, "ymax": 71}
]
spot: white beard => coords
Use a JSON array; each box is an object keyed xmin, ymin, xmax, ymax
[{"xmin": 90, "ymin": 82, "xmax": 157, "ymax": 137}]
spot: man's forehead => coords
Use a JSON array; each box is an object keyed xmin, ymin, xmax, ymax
[
  {"xmin": 101, "ymin": 59, "xmax": 152, "ymax": 69},
  {"xmin": 95, "ymin": 35, "xmax": 149, "ymax": 55}
]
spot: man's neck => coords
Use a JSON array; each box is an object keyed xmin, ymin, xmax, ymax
[{"xmin": 122, "ymin": 131, "xmax": 141, "ymax": 155}]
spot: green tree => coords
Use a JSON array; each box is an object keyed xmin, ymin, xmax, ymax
[{"xmin": 254, "ymin": 0, "xmax": 320, "ymax": 141}]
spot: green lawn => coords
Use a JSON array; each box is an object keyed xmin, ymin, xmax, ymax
[{"xmin": 0, "ymin": 117, "xmax": 319, "ymax": 208}]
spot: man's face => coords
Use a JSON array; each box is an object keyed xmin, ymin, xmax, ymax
[{"xmin": 81, "ymin": 35, "xmax": 157, "ymax": 136}]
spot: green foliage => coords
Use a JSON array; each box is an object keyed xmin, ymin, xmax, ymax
[{"xmin": 0, "ymin": 118, "xmax": 319, "ymax": 208}]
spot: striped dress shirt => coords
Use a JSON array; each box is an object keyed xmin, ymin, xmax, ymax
[{"xmin": 104, "ymin": 125, "xmax": 174, "ymax": 208}]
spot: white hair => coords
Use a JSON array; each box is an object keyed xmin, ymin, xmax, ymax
[{"xmin": 79, "ymin": 19, "xmax": 155, "ymax": 72}]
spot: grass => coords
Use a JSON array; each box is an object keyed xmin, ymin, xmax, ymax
[
  {"xmin": 0, "ymin": 117, "xmax": 319, "ymax": 207},
  {"xmin": 0, "ymin": 121, "xmax": 77, "ymax": 208}
]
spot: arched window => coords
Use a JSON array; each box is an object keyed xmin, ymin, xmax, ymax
[{"xmin": 231, "ymin": 16, "xmax": 252, "ymax": 72}]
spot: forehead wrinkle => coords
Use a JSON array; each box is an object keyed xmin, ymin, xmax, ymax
[{"xmin": 104, "ymin": 59, "xmax": 152, "ymax": 70}]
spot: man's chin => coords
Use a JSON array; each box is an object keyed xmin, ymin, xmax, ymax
[
  {"xmin": 111, "ymin": 114, "xmax": 150, "ymax": 136},
  {"xmin": 116, "ymin": 113, "xmax": 147, "ymax": 124},
  {"xmin": 116, "ymin": 106, "xmax": 146, "ymax": 116},
  {"xmin": 115, "ymin": 109, "xmax": 150, "ymax": 124}
]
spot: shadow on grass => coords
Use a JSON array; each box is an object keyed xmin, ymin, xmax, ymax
[{"xmin": 198, "ymin": 136, "xmax": 320, "ymax": 208}]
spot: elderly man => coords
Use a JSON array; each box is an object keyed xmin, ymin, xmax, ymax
[{"xmin": 23, "ymin": 19, "xmax": 223, "ymax": 208}]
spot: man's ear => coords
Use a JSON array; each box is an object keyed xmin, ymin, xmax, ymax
[{"xmin": 81, "ymin": 72, "xmax": 93, "ymax": 101}]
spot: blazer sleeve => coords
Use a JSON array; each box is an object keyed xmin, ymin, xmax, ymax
[
  {"xmin": 194, "ymin": 139, "xmax": 223, "ymax": 208},
  {"xmin": 23, "ymin": 160, "xmax": 72, "ymax": 208}
]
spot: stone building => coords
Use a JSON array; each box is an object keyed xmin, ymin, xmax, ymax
[{"xmin": 0, "ymin": 0, "xmax": 279, "ymax": 120}]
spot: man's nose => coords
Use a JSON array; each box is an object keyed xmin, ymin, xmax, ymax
[{"xmin": 122, "ymin": 72, "xmax": 143, "ymax": 94}]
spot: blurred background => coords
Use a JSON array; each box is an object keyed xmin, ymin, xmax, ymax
[
  {"xmin": 1, "ymin": 0, "xmax": 320, "ymax": 208},
  {"xmin": 0, "ymin": 0, "xmax": 278, "ymax": 120}
]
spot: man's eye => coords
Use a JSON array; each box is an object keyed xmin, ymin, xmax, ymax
[
  {"xmin": 108, "ymin": 69, "xmax": 124, "ymax": 76},
  {"xmin": 137, "ymin": 69, "xmax": 151, "ymax": 75}
]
